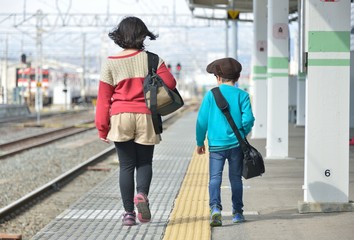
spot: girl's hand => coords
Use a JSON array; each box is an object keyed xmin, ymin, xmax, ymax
[{"xmin": 100, "ymin": 138, "xmax": 110, "ymax": 143}]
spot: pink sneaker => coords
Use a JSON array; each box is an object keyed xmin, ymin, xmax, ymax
[
  {"xmin": 122, "ymin": 211, "xmax": 136, "ymax": 226},
  {"xmin": 134, "ymin": 193, "xmax": 151, "ymax": 223}
]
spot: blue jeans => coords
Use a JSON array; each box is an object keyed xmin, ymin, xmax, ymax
[{"xmin": 209, "ymin": 146, "xmax": 244, "ymax": 214}]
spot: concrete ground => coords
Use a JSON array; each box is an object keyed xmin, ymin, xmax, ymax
[{"xmin": 212, "ymin": 125, "xmax": 354, "ymax": 240}]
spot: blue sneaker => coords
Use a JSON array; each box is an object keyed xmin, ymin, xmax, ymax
[
  {"xmin": 210, "ymin": 207, "xmax": 222, "ymax": 227},
  {"xmin": 232, "ymin": 212, "xmax": 245, "ymax": 223}
]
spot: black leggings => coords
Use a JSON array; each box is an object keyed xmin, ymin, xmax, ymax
[{"xmin": 114, "ymin": 140, "xmax": 154, "ymax": 212}]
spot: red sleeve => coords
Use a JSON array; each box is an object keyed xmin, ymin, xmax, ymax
[
  {"xmin": 95, "ymin": 81, "xmax": 114, "ymax": 139},
  {"xmin": 157, "ymin": 63, "xmax": 177, "ymax": 90}
]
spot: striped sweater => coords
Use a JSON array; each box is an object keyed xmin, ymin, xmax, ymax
[{"xmin": 95, "ymin": 50, "xmax": 177, "ymax": 139}]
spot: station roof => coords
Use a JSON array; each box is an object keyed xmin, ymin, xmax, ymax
[{"xmin": 186, "ymin": 0, "xmax": 299, "ymax": 20}]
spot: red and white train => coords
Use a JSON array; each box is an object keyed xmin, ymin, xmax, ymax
[{"xmin": 16, "ymin": 66, "xmax": 97, "ymax": 105}]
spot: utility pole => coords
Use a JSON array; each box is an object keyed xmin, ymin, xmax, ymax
[
  {"xmin": 35, "ymin": 10, "xmax": 43, "ymax": 125},
  {"xmin": 173, "ymin": 0, "xmax": 176, "ymax": 25},
  {"xmin": 63, "ymin": 73, "xmax": 68, "ymax": 110},
  {"xmin": 20, "ymin": 53, "xmax": 26, "ymax": 105},
  {"xmin": 3, "ymin": 35, "xmax": 8, "ymax": 104},
  {"xmin": 23, "ymin": 0, "xmax": 26, "ymax": 20},
  {"xmin": 81, "ymin": 33, "xmax": 86, "ymax": 103}
]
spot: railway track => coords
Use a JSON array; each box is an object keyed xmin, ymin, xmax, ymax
[
  {"xmin": 0, "ymin": 107, "xmax": 189, "ymax": 225},
  {"xmin": 0, "ymin": 145, "xmax": 115, "ymax": 223},
  {"xmin": 0, "ymin": 121, "xmax": 95, "ymax": 159}
]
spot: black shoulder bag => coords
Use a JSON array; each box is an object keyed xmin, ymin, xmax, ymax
[
  {"xmin": 211, "ymin": 87, "xmax": 265, "ymax": 179},
  {"xmin": 143, "ymin": 52, "xmax": 184, "ymax": 134}
]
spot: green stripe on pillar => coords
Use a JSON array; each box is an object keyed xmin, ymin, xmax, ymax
[
  {"xmin": 253, "ymin": 76, "xmax": 267, "ymax": 80},
  {"xmin": 308, "ymin": 59, "xmax": 350, "ymax": 66},
  {"xmin": 308, "ymin": 31, "xmax": 350, "ymax": 52},
  {"xmin": 268, "ymin": 73, "xmax": 288, "ymax": 78},
  {"xmin": 268, "ymin": 57, "xmax": 289, "ymax": 69},
  {"xmin": 253, "ymin": 66, "xmax": 267, "ymax": 74}
]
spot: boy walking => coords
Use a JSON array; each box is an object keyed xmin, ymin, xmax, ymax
[{"xmin": 196, "ymin": 58, "xmax": 255, "ymax": 226}]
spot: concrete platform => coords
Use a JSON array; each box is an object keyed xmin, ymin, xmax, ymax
[
  {"xmin": 0, "ymin": 104, "xmax": 30, "ymax": 120},
  {"xmin": 31, "ymin": 112, "xmax": 354, "ymax": 240},
  {"xmin": 213, "ymin": 125, "xmax": 354, "ymax": 240},
  {"xmin": 31, "ymin": 112, "xmax": 198, "ymax": 240}
]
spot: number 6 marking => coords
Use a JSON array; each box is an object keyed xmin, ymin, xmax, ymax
[{"xmin": 325, "ymin": 169, "xmax": 331, "ymax": 177}]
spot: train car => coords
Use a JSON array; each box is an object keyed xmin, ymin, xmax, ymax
[{"xmin": 16, "ymin": 66, "xmax": 82, "ymax": 105}]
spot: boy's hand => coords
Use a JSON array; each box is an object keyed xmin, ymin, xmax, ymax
[{"xmin": 197, "ymin": 146, "xmax": 205, "ymax": 155}]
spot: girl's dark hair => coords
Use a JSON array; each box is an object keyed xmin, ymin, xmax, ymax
[{"xmin": 108, "ymin": 16, "xmax": 158, "ymax": 50}]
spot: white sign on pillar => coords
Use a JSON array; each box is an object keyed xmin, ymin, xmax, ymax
[
  {"xmin": 251, "ymin": 0, "xmax": 268, "ymax": 139},
  {"xmin": 266, "ymin": 0, "xmax": 289, "ymax": 158},
  {"xmin": 303, "ymin": 0, "xmax": 350, "ymax": 204}
]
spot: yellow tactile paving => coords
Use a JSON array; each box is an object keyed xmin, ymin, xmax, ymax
[{"xmin": 163, "ymin": 148, "xmax": 211, "ymax": 240}]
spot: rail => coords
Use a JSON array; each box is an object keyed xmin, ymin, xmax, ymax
[
  {"xmin": 0, "ymin": 107, "xmax": 190, "ymax": 223},
  {"xmin": 0, "ymin": 121, "xmax": 95, "ymax": 159}
]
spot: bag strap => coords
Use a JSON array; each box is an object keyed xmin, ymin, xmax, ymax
[
  {"xmin": 211, "ymin": 87, "xmax": 248, "ymax": 151},
  {"xmin": 147, "ymin": 51, "xmax": 159, "ymax": 75},
  {"xmin": 146, "ymin": 51, "xmax": 162, "ymax": 134}
]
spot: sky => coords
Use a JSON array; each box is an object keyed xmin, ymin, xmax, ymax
[
  {"xmin": 0, "ymin": 0, "xmax": 256, "ymax": 86},
  {"xmin": 0, "ymin": 0, "xmax": 190, "ymax": 15}
]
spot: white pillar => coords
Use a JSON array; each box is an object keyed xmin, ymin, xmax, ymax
[
  {"xmin": 296, "ymin": 73, "xmax": 306, "ymax": 126},
  {"xmin": 350, "ymin": 51, "xmax": 354, "ymax": 128},
  {"xmin": 225, "ymin": 20, "xmax": 229, "ymax": 57},
  {"xmin": 266, "ymin": 0, "xmax": 289, "ymax": 158},
  {"xmin": 350, "ymin": 5, "xmax": 354, "ymax": 129},
  {"xmin": 302, "ymin": 0, "xmax": 350, "ymax": 205},
  {"xmin": 251, "ymin": 0, "xmax": 267, "ymax": 139},
  {"xmin": 231, "ymin": 20, "xmax": 238, "ymax": 59},
  {"xmin": 296, "ymin": 0, "xmax": 306, "ymax": 126}
]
